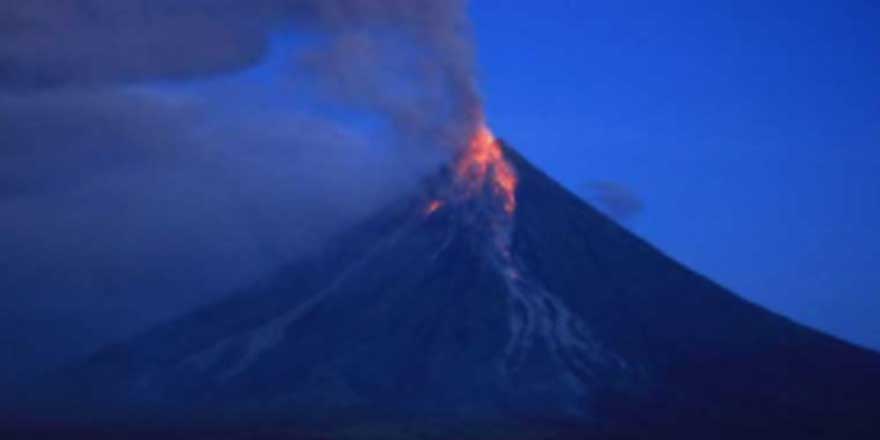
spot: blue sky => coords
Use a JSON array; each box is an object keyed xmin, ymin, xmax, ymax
[{"xmin": 472, "ymin": 1, "xmax": 879, "ymax": 349}]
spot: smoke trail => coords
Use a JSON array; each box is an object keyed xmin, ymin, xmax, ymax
[
  {"xmin": 291, "ymin": 0, "xmax": 482, "ymax": 151},
  {"xmin": 0, "ymin": 0, "xmax": 486, "ymax": 384},
  {"xmin": 1, "ymin": 0, "xmax": 483, "ymax": 151}
]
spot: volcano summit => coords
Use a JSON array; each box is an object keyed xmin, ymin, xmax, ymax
[{"xmin": 10, "ymin": 140, "xmax": 880, "ymax": 439}]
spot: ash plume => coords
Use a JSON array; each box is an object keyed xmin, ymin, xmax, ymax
[
  {"xmin": 291, "ymin": 0, "xmax": 482, "ymax": 151},
  {"xmin": 0, "ymin": 0, "xmax": 485, "ymax": 385},
  {"xmin": 0, "ymin": 0, "xmax": 481, "ymax": 149}
]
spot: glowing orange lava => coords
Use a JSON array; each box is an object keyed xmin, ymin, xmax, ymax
[{"xmin": 455, "ymin": 123, "xmax": 518, "ymax": 214}]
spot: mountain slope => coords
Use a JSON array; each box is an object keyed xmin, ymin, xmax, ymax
[{"xmin": 12, "ymin": 144, "xmax": 880, "ymax": 439}]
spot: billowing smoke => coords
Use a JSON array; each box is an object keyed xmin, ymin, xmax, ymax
[
  {"xmin": 292, "ymin": 0, "xmax": 481, "ymax": 151},
  {"xmin": 0, "ymin": 0, "xmax": 480, "ymax": 149},
  {"xmin": 0, "ymin": 0, "xmax": 483, "ymax": 385}
]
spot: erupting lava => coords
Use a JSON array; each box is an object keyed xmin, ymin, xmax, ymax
[
  {"xmin": 423, "ymin": 121, "xmax": 518, "ymax": 222},
  {"xmin": 454, "ymin": 123, "xmax": 518, "ymax": 215}
]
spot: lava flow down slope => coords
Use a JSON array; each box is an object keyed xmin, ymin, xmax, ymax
[{"xmin": 14, "ymin": 128, "xmax": 880, "ymax": 439}]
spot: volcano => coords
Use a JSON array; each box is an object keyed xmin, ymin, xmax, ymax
[{"xmin": 11, "ymin": 141, "xmax": 880, "ymax": 439}]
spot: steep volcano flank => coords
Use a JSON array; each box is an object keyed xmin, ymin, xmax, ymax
[
  {"xmin": 16, "ymin": 144, "xmax": 880, "ymax": 438},
  {"xmin": 502, "ymin": 146, "xmax": 880, "ymax": 434}
]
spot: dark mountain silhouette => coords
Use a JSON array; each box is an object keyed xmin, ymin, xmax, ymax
[{"xmin": 7, "ymin": 144, "xmax": 880, "ymax": 439}]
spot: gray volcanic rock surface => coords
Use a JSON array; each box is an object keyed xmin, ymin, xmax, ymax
[{"xmin": 10, "ymin": 145, "xmax": 880, "ymax": 439}]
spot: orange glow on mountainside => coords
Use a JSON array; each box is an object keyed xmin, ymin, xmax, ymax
[{"xmin": 455, "ymin": 123, "xmax": 518, "ymax": 214}]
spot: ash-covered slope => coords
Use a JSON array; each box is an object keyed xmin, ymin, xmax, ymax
[{"xmin": 14, "ymin": 145, "xmax": 880, "ymax": 439}]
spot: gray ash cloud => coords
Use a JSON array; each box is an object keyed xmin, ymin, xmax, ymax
[{"xmin": 0, "ymin": 0, "xmax": 483, "ymax": 384}]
